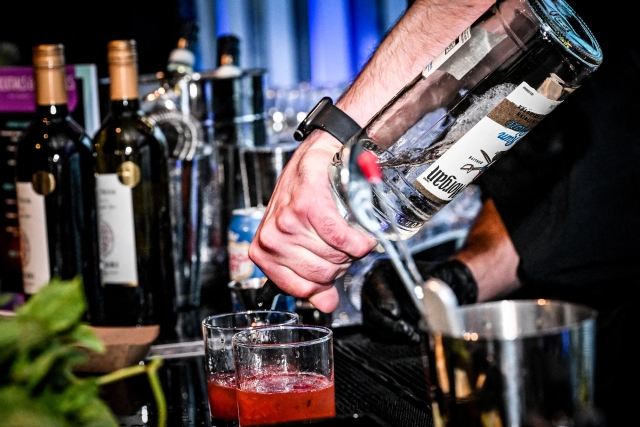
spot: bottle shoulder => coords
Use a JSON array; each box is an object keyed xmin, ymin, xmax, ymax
[
  {"xmin": 19, "ymin": 115, "xmax": 93, "ymax": 155},
  {"xmin": 94, "ymin": 110, "xmax": 168, "ymax": 152},
  {"xmin": 140, "ymin": 84, "xmax": 183, "ymax": 114}
]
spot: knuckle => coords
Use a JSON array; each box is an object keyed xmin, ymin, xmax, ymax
[
  {"xmin": 321, "ymin": 249, "xmax": 351, "ymax": 265},
  {"xmin": 296, "ymin": 285, "xmax": 317, "ymax": 300},
  {"xmin": 273, "ymin": 210, "xmax": 300, "ymax": 236},
  {"xmin": 298, "ymin": 260, "xmax": 338, "ymax": 285},
  {"xmin": 247, "ymin": 242, "xmax": 262, "ymax": 262},
  {"xmin": 351, "ymin": 241, "xmax": 376, "ymax": 258},
  {"xmin": 258, "ymin": 235, "xmax": 279, "ymax": 253}
]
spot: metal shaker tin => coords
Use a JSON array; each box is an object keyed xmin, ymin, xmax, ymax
[{"xmin": 227, "ymin": 206, "xmax": 266, "ymax": 282}]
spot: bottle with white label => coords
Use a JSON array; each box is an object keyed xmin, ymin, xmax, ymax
[
  {"xmin": 93, "ymin": 40, "xmax": 177, "ymax": 336},
  {"xmin": 14, "ymin": 44, "xmax": 103, "ymax": 316},
  {"xmin": 330, "ymin": 0, "xmax": 603, "ymax": 239}
]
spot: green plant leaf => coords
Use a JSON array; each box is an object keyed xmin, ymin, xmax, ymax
[
  {"xmin": 0, "ymin": 318, "xmax": 19, "ymax": 365},
  {"xmin": 15, "ymin": 318, "xmax": 50, "ymax": 355},
  {"xmin": 0, "ymin": 387, "xmax": 67, "ymax": 427},
  {"xmin": 1, "ymin": 276, "xmax": 129, "ymax": 427},
  {"xmin": 73, "ymin": 397, "xmax": 120, "ymax": 427},
  {"xmin": 17, "ymin": 277, "xmax": 86, "ymax": 334},
  {"xmin": 12, "ymin": 344, "xmax": 78, "ymax": 390},
  {"xmin": 64, "ymin": 324, "xmax": 105, "ymax": 354}
]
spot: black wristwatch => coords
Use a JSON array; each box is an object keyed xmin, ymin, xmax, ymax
[{"xmin": 294, "ymin": 97, "xmax": 362, "ymax": 145}]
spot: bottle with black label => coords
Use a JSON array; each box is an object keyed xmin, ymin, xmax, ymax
[
  {"xmin": 93, "ymin": 40, "xmax": 177, "ymax": 336},
  {"xmin": 14, "ymin": 44, "xmax": 104, "ymax": 317}
]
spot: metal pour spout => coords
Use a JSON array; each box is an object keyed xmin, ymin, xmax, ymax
[{"xmin": 341, "ymin": 140, "xmax": 461, "ymax": 335}]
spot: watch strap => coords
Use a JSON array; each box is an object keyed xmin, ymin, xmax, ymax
[{"xmin": 293, "ymin": 96, "xmax": 362, "ymax": 144}]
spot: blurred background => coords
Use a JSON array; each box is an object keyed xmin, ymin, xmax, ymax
[
  {"xmin": 1, "ymin": 0, "xmax": 409, "ymax": 87},
  {"xmin": 0, "ymin": 0, "xmax": 483, "ymax": 328}
]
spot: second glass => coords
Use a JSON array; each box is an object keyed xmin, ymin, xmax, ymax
[
  {"xmin": 202, "ymin": 310, "xmax": 299, "ymax": 426},
  {"xmin": 233, "ymin": 325, "xmax": 335, "ymax": 426}
]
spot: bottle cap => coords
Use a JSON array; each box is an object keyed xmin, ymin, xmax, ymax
[
  {"xmin": 107, "ymin": 40, "xmax": 139, "ymax": 100},
  {"xmin": 168, "ymin": 48, "xmax": 195, "ymax": 68},
  {"xmin": 217, "ymin": 34, "xmax": 240, "ymax": 67},
  {"xmin": 32, "ymin": 44, "xmax": 65, "ymax": 69},
  {"xmin": 107, "ymin": 40, "xmax": 137, "ymax": 65}
]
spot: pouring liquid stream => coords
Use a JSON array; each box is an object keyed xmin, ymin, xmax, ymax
[{"xmin": 351, "ymin": 148, "xmax": 462, "ymax": 335}]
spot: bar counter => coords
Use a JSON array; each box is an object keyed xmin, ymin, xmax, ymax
[{"xmin": 100, "ymin": 324, "xmax": 433, "ymax": 427}]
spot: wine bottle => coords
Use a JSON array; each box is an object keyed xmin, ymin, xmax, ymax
[
  {"xmin": 211, "ymin": 34, "xmax": 243, "ymax": 148},
  {"xmin": 211, "ymin": 34, "xmax": 242, "ymax": 79},
  {"xmin": 93, "ymin": 40, "xmax": 177, "ymax": 336},
  {"xmin": 14, "ymin": 44, "xmax": 104, "ymax": 318}
]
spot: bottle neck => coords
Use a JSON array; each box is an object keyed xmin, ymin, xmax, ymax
[
  {"xmin": 218, "ymin": 53, "xmax": 237, "ymax": 67},
  {"xmin": 35, "ymin": 104, "xmax": 70, "ymax": 118},
  {"xmin": 109, "ymin": 98, "xmax": 140, "ymax": 115},
  {"xmin": 166, "ymin": 62, "xmax": 193, "ymax": 76},
  {"xmin": 109, "ymin": 60, "xmax": 139, "ymax": 101},
  {"xmin": 34, "ymin": 65, "xmax": 68, "ymax": 107},
  {"xmin": 166, "ymin": 47, "xmax": 195, "ymax": 77}
]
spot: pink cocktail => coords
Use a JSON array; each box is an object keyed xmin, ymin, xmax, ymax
[
  {"xmin": 233, "ymin": 325, "xmax": 335, "ymax": 427},
  {"xmin": 202, "ymin": 311, "xmax": 299, "ymax": 425},
  {"xmin": 207, "ymin": 372, "xmax": 238, "ymax": 421},
  {"xmin": 236, "ymin": 372, "xmax": 335, "ymax": 426}
]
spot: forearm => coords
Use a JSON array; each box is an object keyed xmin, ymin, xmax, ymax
[
  {"xmin": 338, "ymin": 0, "xmax": 496, "ymax": 125},
  {"xmin": 453, "ymin": 198, "xmax": 521, "ymax": 301}
]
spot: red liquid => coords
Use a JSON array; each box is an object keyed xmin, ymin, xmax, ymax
[
  {"xmin": 236, "ymin": 372, "xmax": 335, "ymax": 426},
  {"xmin": 207, "ymin": 372, "xmax": 238, "ymax": 421}
]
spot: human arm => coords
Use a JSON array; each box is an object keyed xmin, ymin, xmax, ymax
[
  {"xmin": 453, "ymin": 197, "xmax": 521, "ymax": 302},
  {"xmin": 249, "ymin": 0, "xmax": 497, "ymax": 313},
  {"xmin": 361, "ymin": 197, "xmax": 521, "ymax": 341}
]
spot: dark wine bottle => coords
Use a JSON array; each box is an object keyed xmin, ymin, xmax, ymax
[
  {"xmin": 93, "ymin": 40, "xmax": 177, "ymax": 337},
  {"xmin": 212, "ymin": 34, "xmax": 241, "ymax": 79},
  {"xmin": 14, "ymin": 44, "xmax": 104, "ymax": 320}
]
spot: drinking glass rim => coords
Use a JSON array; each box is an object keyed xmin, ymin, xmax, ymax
[
  {"xmin": 232, "ymin": 324, "xmax": 333, "ymax": 349},
  {"xmin": 201, "ymin": 310, "xmax": 299, "ymax": 332}
]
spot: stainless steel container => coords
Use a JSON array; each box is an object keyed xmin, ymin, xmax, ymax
[
  {"xmin": 218, "ymin": 141, "xmax": 299, "ymax": 211},
  {"xmin": 208, "ymin": 68, "xmax": 300, "ymax": 244},
  {"xmin": 422, "ymin": 299, "xmax": 597, "ymax": 427},
  {"xmin": 139, "ymin": 71, "xmax": 224, "ymax": 313}
]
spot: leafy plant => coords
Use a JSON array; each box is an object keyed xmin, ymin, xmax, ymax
[{"xmin": 0, "ymin": 277, "xmax": 166, "ymax": 427}]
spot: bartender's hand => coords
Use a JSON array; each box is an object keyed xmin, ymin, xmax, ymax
[
  {"xmin": 248, "ymin": 0, "xmax": 498, "ymax": 314},
  {"xmin": 361, "ymin": 258, "xmax": 478, "ymax": 344},
  {"xmin": 249, "ymin": 132, "xmax": 378, "ymax": 313}
]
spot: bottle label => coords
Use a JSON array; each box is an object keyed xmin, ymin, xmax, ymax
[
  {"xmin": 414, "ymin": 82, "xmax": 562, "ymax": 202},
  {"xmin": 228, "ymin": 240, "xmax": 256, "ymax": 281},
  {"xmin": 422, "ymin": 27, "xmax": 471, "ymax": 79},
  {"xmin": 16, "ymin": 181, "xmax": 51, "ymax": 294},
  {"xmin": 96, "ymin": 174, "xmax": 139, "ymax": 286},
  {"xmin": 227, "ymin": 208, "xmax": 266, "ymax": 282}
]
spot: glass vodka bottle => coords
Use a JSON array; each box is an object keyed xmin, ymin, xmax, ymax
[{"xmin": 330, "ymin": 0, "xmax": 602, "ymax": 240}]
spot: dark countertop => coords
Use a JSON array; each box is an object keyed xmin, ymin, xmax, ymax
[{"xmin": 100, "ymin": 325, "xmax": 434, "ymax": 427}]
